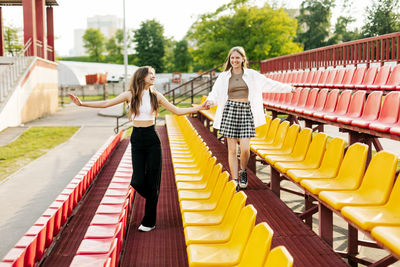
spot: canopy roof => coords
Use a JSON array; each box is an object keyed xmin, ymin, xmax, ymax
[{"xmin": 0, "ymin": 0, "xmax": 58, "ymax": 6}]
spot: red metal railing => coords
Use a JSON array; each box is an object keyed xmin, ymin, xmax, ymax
[{"xmin": 260, "ymin": 32, "xmax": 400, "ymax": 73}]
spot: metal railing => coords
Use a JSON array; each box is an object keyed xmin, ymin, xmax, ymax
[
  {"xmin": 0, "ymin": 39, "xmax": 33, "ymax": 103},
  {"xmin": 261, "ymin": 32, "xmax": 400, "ymax": 73}
]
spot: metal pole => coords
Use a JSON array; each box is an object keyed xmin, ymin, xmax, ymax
[{"xmin": 123, "ymin": 0, "xmax": 128, "ymax": 91}]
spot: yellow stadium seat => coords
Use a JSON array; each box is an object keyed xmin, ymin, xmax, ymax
[
  {"xmin": 287, "ymin": 137, "xmax": 345, "ymax": 182},
  {"xmin": 263, "ymin": 246, "xmax": 293, "ymax": 267},
  {"xmin": 179, "ymin": 172, "xmax": 229, "ymax": 211},
  {"xmin": 257, "ymin": 124, "xmax": 300, "ymax": 157},
  {"xmin": 186, "ymin": 205, "xmax": 257, "ymax": 266},
  {"xmin": 273, "ymin": 132, "xmax": 327, "ymax": 173},
  {"xmin": 175, "ymin": 157, "xmax": 216, "ymax": 182},
  {"xmin": 234, "ymin": 223, "xmax": 274, "ymax": 267},
  {"xmin": 300, "ymin": 143, "xmax": 368, "ymax": 195},
  {"xmin": 319, "ymin": 151, "xmax": 398, "ymax": 210},
  {"xmin": 341, "ymin": 173, "xmax": 400, "ymax": 231},
  {"xmin": 251, "ymin": 121, "xmax": 290, "ymax": 152},
  {"xmin": 263, "ymin": 128, "xmax": 312, "ymax": 165},
  {"xmin": 250, "ymin": 118, "xmax": 281, "ymax": 146},
  {"xmin": 253, "ymin": 116, "xmax": 273, "ymax": 142},
  {"xmin": 181, "ymin": 186, "xmax": 244, "ymax": 227},
  {"xmin": 184, "ymin": 191, "xmax": 247, "ymax": 245},
  {"xmin": 371, "ymin": 226, "xmax": 400, "ymax": 258},
  {"xmin": 177, "ymin": 164, "xmax": 222, "ymax": 191}
]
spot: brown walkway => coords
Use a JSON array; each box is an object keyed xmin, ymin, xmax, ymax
[
  {"xmin": 119, "ymin": 126, "xmax": 188, "ymax": 267},
  {"xmin": 188, "ymin": 116, "xmax": 348, "ymax": 267},
  {"xmin": 41, "ymin": 139, "xmax": 130, "ymax": 267}
]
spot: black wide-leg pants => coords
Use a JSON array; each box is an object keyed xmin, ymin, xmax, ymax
[{"xmin": 130, "ymin": 125, "xmax": 162, "ymax": 227}]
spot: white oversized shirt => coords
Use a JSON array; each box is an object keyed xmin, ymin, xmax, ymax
[{"xmin": 206, "ymin": 68, "xmax": 293, "ymax": 129}]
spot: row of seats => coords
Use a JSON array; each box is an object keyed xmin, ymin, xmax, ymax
[
  {"xmin": 263, "ymin": 88, "xmax": 400, "ymax": 135},
  {"xmin": 70, "ymin": 145, "xmax": 133, "ymax": 267},
  {"xmin": 251, "ymin": 117, "xmax": 400, "ymax": 260},
  {"xmin": 266, "ymin": 64, "xmax": 400, "ymax": 90},
  {"xmin": 165, "ymin": 114, "xmax": 293, "ymax": 267},
  {"xmin": 1, "ymin": 130, "xmax": 124, "ymax": 267}
]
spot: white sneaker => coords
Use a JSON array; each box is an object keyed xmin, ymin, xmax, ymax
[{"xmin": 138, "ymin": 224, "xmax": 155, "ymax": 232}]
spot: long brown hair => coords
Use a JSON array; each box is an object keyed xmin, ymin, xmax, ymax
[
  {"xmin": 128, "ymin": 66, "xmax": 159, "ymax": 119},
  {"xmin": 223, "ymin": 46, "xmax": 248, "ymax": 71}
]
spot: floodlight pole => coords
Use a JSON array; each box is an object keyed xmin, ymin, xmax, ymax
[{"xmin": 123, "ymin": 0, "xmax": 128, "ymax": 90}]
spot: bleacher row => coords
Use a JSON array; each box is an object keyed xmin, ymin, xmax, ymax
[
  {"xmin": 165, "ymin": 114, "xmax": 293, "ymax": 267},
  {"xmin": 1, "ymin": 130, "xmax": 124, "ymax": 267},
  {"xmin": 69, "ymin": 145, "xmax": 133, "ymax": 267}
]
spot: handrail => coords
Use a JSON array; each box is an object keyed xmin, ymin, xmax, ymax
[{"xmin": 261, "ymin": 32, "xmax": 400, "ymax": 72}]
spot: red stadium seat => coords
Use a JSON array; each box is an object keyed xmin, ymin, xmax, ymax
[
  {"xmin": 354, "ymin": 66, "xmax": 378, "ymax": 89},
  {"xmin": 335, "ymin": 90, "xmax": 366, "ymax": 123},
  {"xmin": 295, "ymin": 88, "xmax": 319, "ymax": 113},
  {"xmin": 366, "ymin": 65, "xmax": 391, "ymax": 90},
  {"xmin": 287, "ymin": 88, "xmax": 309, "ymax": 112},
  {"xmin": 379, "ymin": 64, "xmax": 400, "ymax": 90},
  {"xmin": 350, "ymin": 91, "xmax": 383, "ymax": 127},
  {"xmin": 312, "ymin": 89, "xmax": 340, "ymax": 118},
  {"xmin": 322, "ymin": 90, "xmax": 353, "ymax": 121},
  {"xmin": 335, "ymin": 68, "xmax": 356, "ymax": 88},
  {"xmin": 324, "ymin": 68, "xmax": 346, "ymax": 88},
  {"xmin": 369, "ymin": 92, "xmax": 400, "ymax": 132},
  {"xmin": 303, "ymin": 89, "xmax": 329, "ymax": 116},
  {"xmin": 343, "ymin": 67, "xmax": 366, "ymax": 89}
]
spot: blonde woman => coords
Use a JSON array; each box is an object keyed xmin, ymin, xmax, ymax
[
  {"xmin": 205, "ymin": 46, "xmax": 294, "ymax": 189},
  {"xmin": 69, "ymin": 66, "xmax": 208, "ymax": 232}
]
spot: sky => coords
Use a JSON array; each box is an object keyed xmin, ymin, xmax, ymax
[{"xmin": 2, "ymin": 0, "xmax": 372, "ymax": 56}]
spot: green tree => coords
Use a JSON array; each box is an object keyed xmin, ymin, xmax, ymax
[
  {"xmin": 361, "ymin": 0, "xmax": 400, "ymax": 37},
  {"xmin": 187, "ymin": 1, "xmax": 302, "ymax": 70},
  {"xmin": 106, "ymin": 29, "xmax": 131, "ymax": 64},
  {"xmin": 83, "ymin": 28, "xmax": 105, "ymax": 62},
  {"xmin": 162, "ymin": 37, "xmax": 176, "ymax": 73},
  {"xmin": 4, "ymin": 25, "xmax": 23, "ymax": 56},
  {"xmin": 173, "ymin": 40, "xmax": 192, "ymax": 72},
  {"xmin": 296, "ymin": 0, "xmax": 336, "ymax": 50},
  {"xmin": 327, "ymin": 16, "xmax": 360, "ymax": 45},
  {"xmin": 133, "ymin": 19, "xmax": 165, "ymax": 72}
]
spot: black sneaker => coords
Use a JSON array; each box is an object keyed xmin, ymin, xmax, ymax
[{"xmin": 239, "ymin": 169, "xmax": 248, "ymax": 189}]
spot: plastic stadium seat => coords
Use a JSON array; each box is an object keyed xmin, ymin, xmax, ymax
[
  {"xmin": 354, "ymin": 66, "xmax": 378, "ymax": 89},
  {"xmin": 1, "ymin": 248, "xmax": 26, "ymax": 267},
  {"xmin": 319, "ymin": 69, "xmax": 338, "ymax": 87},
  {"xmin": 70, "ymin": 239, "xmax": 118, "ymax": 267},
  {"xmin": 176, "ymin": 164, "xmax": 222, "ymax": 191},
  {"xmin": 25, "ymin": 225, "xmax": 47, "ymax": 262},
  {"xmin": 369, "ymin": 91, "xmax": 400, "ymax": 132},
  {"xmin": 253, "ymin": 116, "xmax": 273, "ymax": 142},
  {"xmin": 324, "ymin": 68, "xmax": 346, "ymax": 88},
  {"xmin": 234, "ymin": 223, "xmax": 274, "ymax": 267},
  {"xmin": 325, "ymin": 90, "xmax": 365, "ymax": 122},
  {"xmin": 251, "ymin": 121, "xmax": 290, "ymax": 152},
  {"xmin": 300, "ymin": 143, "xmax": 369, "ymax": 195},
  {"xmin": 250, "ymin": 118, "xmax": 281, "ymax": 147},
  {"xmin": 273, "ymin": 132, "xmax": 327, "ymax": 173},
  {"xmin": 312, "ymin": 89, "xmax": 340, "ymax": 118},
  {"xmin": 296, "ymin": 70, "xmax": 314, "ymax": 87},
  {"xmin": 175, "ymin": 157, "xmax": 217, "ymax": 183},
  {"xmin": 263, "ymin": 246, "xmax": 293, "ymax": 267},
  {"xmin": 256, "ymin": 124, "xmax": 300, "ymax": 157},
  {"xmin": 281, "ymin": 88, "xmax": 301, "ymax": 110},
  {"xmin": 341, "ymin": 172, "xmax": 400, "ymax": 231},
  {"xmin": 186, "ymin": 205, "xmax": 257, "ymax": 267},
  {"xmin": 275, "ymin": 93, "xmax": 293, "ymax": 109},
  {"xmin": 335, "ymin": 68, "xmax": 356, "ymax": 89},
  {"xmin": 371, "ymin": 226, "xmax": 400, "ymax": 258},
  {"xmin": 379, "ymin": 64, "xmax": 400, "ymax": 90},
  {"xmin": 319, "ymin": 151, "xmax": 397, "ymax": 210},
  {"xmin": 350, "ymin": 91, "xmax": 383, "ymax": 127},
  {"xmin": 14, "ymin": 235, "xmax": 37, "ymax": 267},
  {"xmin": 304, "ymin": 69, "xmax": 323, "ymax": 88},
  {"xmin": 287, "ymin": 137, "xmax": 345, "ymax": 183},
  {"xmin": 343, "ymin": 67, "xmax": 366, "ymax": 89},
  {"xmin": 184, "ymin": 191, "xmax": 247, "ymax": 245},
  {"xmin": 287, "ymin": 88, "xmax": 309, "ymax": 112},
  {"xmin": 303, "ymin": 89, "xmax": 328, "ymax": 116},
  {"xmin": 366, "ymin": 65, "xmax": 391, "ymax": 90},
  {"xmin": 294, "ymin": 88, "xmax": 319, "ymax": 113},
  {"xmin": 335, "ymin": 90, "xmax": 376, "ymax": 124},
  {"xmin": 263, "ymin": 128, "xmax": 312, "ymax": 165}
]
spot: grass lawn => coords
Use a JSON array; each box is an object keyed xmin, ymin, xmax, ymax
[{"xmin": 0, "ymin": 126, "xmax": 80, "ymax": 182}]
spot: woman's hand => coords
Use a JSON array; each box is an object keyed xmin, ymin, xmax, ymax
[
  {"xmin": 203, "ymin": 100, "xmax": 214, "ymax": 109},
  {"xmin": 199, "ymin": 101, "xmax": 210, "ymax": 110},
  {"xmin": 68, "ymin": 93, "xmax": 82, "ymax": 106}
]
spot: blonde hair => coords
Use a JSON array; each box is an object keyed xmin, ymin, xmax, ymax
[
  {"xmin": 223, "ymin": 46, "xmax": 248, "ymax": 71},
  {"xmin": 128, "ymin": 66, "xmax": 159, "ymax": 119}
]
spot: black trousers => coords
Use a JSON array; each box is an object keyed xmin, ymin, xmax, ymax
[{"xmin": 130, "ymin": 125, "xmax": 162, "ymax": 227}]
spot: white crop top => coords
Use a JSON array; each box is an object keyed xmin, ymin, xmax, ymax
[{"xmin": 131, "ymin": 89, "xmax": 156, "ymax": 121}]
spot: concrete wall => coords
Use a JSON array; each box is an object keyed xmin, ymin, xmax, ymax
[{"xmin": 0, "ymin": 58, "xmax": 58, "ymax": 131}]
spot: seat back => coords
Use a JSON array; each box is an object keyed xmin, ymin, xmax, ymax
[
  {"xmin": 310, "ymin": 69, "xmax": 323, "ymax": 84},
  {"xmin": 345, "ymin": 90, "xmax": 366, "ymax": 117},
  {"xmin": 317, "ymin": 137, "xmax": 345, "ymax": 175},
  {"xmin": 386, "ymin": 64, "xmax": 400, "ymax": 86},
  {"xmin": 203, "ymin": 163, "xmax": 222, "ymax": 191},
  {"xmin": 280, "ymin": 124, "xmax": 300, "ymax": 153},
  {"xmin": 335, "ymin": 143, "xmax": 369, "ymax": 187},
  {"xmin": 359, "ymin": 91, "xmax": 383, "ymax": 121},
  {"xmin": 270, "ymin": 121, "xmax": 290, "ymax": 148},
  {"xmin": 222, "ymin": 190, "xmax": 247, "ymax": 226},
  {"xmin": 290, "ymin": 128, "xmax": 312, "ymax": 159},
  {"xmin": 237, "ymin": 223, "xmax": 273, "ymax": 267},
  {"xmin": 304, "ymin": 88, "xmax": 319, "ymax": 109},
  {"xmin": 317, "ymin": 69, "xmax": 331, "ymax": 85},
  {"xmin": 324, "ymin": 69, "xmax": 338, "ymax": 85},
  {"xmin": 341, "ymin": 68, "xmax": 356, "ymax": 85},
  {"xmin": 332, "ymin": 68, "xmax": 346, "ymax": 84},
  {"xmin": 263, "ymin": 246, "xmax": 294, "ymax": 267},
  {"xmin": 296, "ymin": 88, "xmax": 310, "ymax": 108},
  {"xmin": 210, "ymin": 171, "xmax": 230, "ymax": 202},
  {"xmin": 376, "ymin": 91, "xmax": 400, "ymax": 124},
  {"xmin": 292, "ymin": 71, "xmax": 302, "ymax": 84},
  {"xmin": 333, "ymin": 90, "xmax": 352, "ymax": 115},
  {"xmin": 312, "ymin": 89, "xmax": 329, "ymax": 111},
  {"xmin": 283, "ymin": 93, "xmax": 293, "ymax": 104},
  {"xmin": 289, "ymin": 88, "xmax": 302, "ymax": 105},
  {"xmin": 350, "ymin": 67, "xmax": 366, "ymax": 85},
  {"xmin": 255, "ymin": 116, "xmax": 273, "ymax": 139},
  {"xmin": 321, "ymin": 89, "xmax": 340, "ymax": 113},
  {"xmin": 361, "ymin": 66, "xmax": 378, "ymax": 85},
  {"xmin": 214, "ymin": 180, "xmax": 237, "ymax": 214},
  {"xmin": 357, "ymin": 151, "xmax": 397, "ymax": 203},
  {"xmin": 304, "ymin": 70, "xmax": 315, "ymax": 84},
  {"xmin": 372, "ymin": 65, "xmax": 391, "ymax": 86},
  {"xmin": 230, "ymin": 205, "xmax": 257, "ymax": 246},
  {"xmin": 386, "ymin": 173, "xmax": 400, "ymax": 206},
  {"xmin": 264, "ymin": 118, "xmax": 281, "ymax": 144},
  {"xmin": 302, "ymin": 132, "xmax": 327, "ymax": 166},
  {"xmin": 297, "ymin": 71, "xmax": 307, "ymax": 84}
]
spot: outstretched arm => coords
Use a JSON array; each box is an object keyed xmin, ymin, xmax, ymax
[
  {"xmin": 68, "ymin": 91, "xmax": 131, "ymax": 108},
  {"xmin": 157, "ymin": 91, "xmax": 208, "ymax": 116}
]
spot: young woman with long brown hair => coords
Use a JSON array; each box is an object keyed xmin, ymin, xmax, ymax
[{"xmin": 69, "ymin": 66, "xmax": 207, "ymax": 232}]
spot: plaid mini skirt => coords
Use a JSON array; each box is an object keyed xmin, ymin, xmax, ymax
[{"xmin": 220, "ymin": 100, "xmax": 256, "ymax": 139}]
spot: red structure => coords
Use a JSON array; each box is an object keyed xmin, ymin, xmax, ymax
[{"xmin": 0, "ymin": 0, "xmax": 57, "ymax": 61}]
